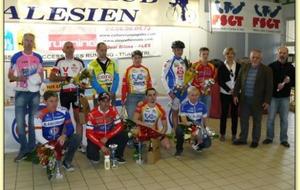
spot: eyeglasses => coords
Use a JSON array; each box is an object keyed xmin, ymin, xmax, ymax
[{"xmin": 230, "ymin": 69, "xmax": 234, "ymax": 77}]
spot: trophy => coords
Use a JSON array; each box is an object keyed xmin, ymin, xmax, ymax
[
  {"xmin": 136, "ymin": 141, "xmax": 143, "ymax": 165},
  {"xmin": 109, "ymin": 144, "xmax": 118, "ymax": 168}
]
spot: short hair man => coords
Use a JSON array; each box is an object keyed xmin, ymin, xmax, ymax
[
  {"xmin": 133, "ymin": 88, "xmax": 171, "ymax": 149},
  {"xmin": 49, "ymin": 41, "xmax": 85, "ymax": 152},
  {"xmin": 190, "ymin": 47, "xmax": 217, "ymax": 114},
  {"xmin": 86, "ymin": 92, "xmax": 128, "ymax": 164},
  {"xmin": 263, "ymin": 46, "xmax": 295, "ymax": 148},
  {"xmin": 8, "ymin": 33, "xmax": 44, "ymax": 162},
  {"xmin": 176, "ymin": 86, "xmax": 209, "ymax": 156},
  {"xmin": 35, "ymin": 91, "xmax": 81, "ymax": 171},
  {"xmin": 88, "ymin": 42, "xmax": 119, "ymax": 105},
  {"xmin": 233, "ymin": 49, "xmax": 273, "ymax": 148}
]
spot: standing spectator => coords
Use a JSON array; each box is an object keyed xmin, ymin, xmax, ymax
[
  {"xmin": 86, "ymin": 92, "xmax": 128, "ymax": 164},
  {"xmin": 122, "ymin": 50, "xmax": 152, "ymax": 120},
  {"xmin": 88, "ymin": 42, "xmax": 119, "ymax": 106},
  {"xmin": 263, "ymin": 46, "xmax": 295, "ymax": 148},
  {"xmin": 49, "ymin": 41, "xmax": 86, "ymax": 152},
  {"xmin": 8, "ymin": 33, "xmax": 44, "ymax": 162},
  {"xmin": 233, "ymin": 49, "xmax": 273, "ymax": 148},
  {"xmin": 161, "ymin": 40, "xmax": 188, "ymax": 134},
  {"xmin": 218, "ymin": 47, "xmax": 241, "ymax": 142},
  {"xmin": 191, "ymin": 47, "xmax": 217, "ymax": 115}
]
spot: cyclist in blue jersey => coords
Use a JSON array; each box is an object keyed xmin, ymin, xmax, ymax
[
  {"xmin": 176, "ymin": 86, "xmax": 210, "ymax": 156},
  {"xmin": 161, "ymin": 41, "xmax": 189, "ymax": 138},
  {"xmin": 35, "ymin": 91, "xmax": 81, "ymax": 171}
]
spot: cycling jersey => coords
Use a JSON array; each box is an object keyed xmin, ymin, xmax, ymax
[
  {"xmin": 86, "ymin": 106, "xmax": 123, "ymax": 148},
  {"xmin": 35, "ymin": 104, "xmax": 74, "ymax": 144},
  {"xmin": 88, "ymin": 58, "xmax": 119, "ymax": 94},
  {"xmin": 51, "ymin": 57, "xmax": 85, "ymax": 90},
  {"xmin": 121, "ymin": 65, "xmax": 152, "ymax": 103},
  {"xmin": 191, "ymin": 61, "xmax": 217, "ymax": 95},
  {"xmin": 180, "ymin": 99, "xmax": 208, "ymax": 125},
  {"xmin": 135, "ymin": 101, "xmax": 166, "ymax": 130},
  {"xmin": 10, "ymin": 51, "xmax": 43, "ymax": 91},
  {"xmin": 161, "ymin": 56, "xmax": 187, "ymax": 101}
]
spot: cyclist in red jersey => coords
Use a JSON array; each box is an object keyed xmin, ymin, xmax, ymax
[{"xmin": 86, "ymin": 92, "xmax": 128, "ymax": 164}]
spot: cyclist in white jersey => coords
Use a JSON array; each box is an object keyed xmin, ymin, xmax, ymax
[{"xmin": 49, "ymin": 41, "xmax": 86, "ymax": 152}]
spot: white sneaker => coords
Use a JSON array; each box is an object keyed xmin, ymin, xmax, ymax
[
  {"xmin": 89, "ymin": 159, "xmax": 100, "ymax": 164},
  {"xmin": 56, "ymin": 172, "xmax": 64, "ymax": 179},
  {"xmin": 78, "ymin": 145, "xmax": 86, "ymax": 153}
]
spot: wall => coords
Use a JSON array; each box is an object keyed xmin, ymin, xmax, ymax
[{"xmin": 206, "ymin": 1, "xmax": 295, "ymax": 64}]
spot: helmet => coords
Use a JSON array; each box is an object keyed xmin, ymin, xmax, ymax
[{"xmin": 171, "ymin": 40, "xmax": 185, "ymax": 49}]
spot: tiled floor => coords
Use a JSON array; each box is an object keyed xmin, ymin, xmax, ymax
[{"xmin": 5, "ymin": 113, "xmax": 295, "ymax": 190}]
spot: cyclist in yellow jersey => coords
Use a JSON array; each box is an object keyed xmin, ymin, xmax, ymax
[{"xmin": 88, "ymin": 42, "xmax": 119, "ymax": 106}]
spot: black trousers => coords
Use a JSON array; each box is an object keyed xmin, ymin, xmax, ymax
[
  {"xmin": 219, "ymin": 93, "xmax": 238, "ymax": 136},
  {"xmin": 175, "ymin": 127, "xmax": 185, "ymax": 153},
  {"xmin": 86, "ymin": 131, "xmax": 128, "ymax": 161}
]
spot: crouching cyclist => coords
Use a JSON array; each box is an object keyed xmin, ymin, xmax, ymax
[
  {"xmin": 176, "ymin": 86, "xmax": 211, "ymax": 156},
  {"xmin": 35, "ymin": 91, "xmax": 81, "ymax": 172},
  {"xmin": 86, "ymin": 92, "xmax": 129, "ymax": 164}
]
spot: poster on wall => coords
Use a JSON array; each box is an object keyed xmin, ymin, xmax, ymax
[
  {"xmin": 4, "ymin": 23, "xmax": 162, "ymax": 61},
  {"xmin": 4, "ymin": 0, "xmax": 200, "ymax": 27},
  {"xmin": 210, "ymin": 0, "xmax": 282, "ymax": 34}
]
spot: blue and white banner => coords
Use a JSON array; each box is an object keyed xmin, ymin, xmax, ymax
[
  {"xmin": 4, "ymin": 23, "xmax": 162, "ymax": 61},
  {"xmin": 210, "ymin": 0, "xmax": 282, "ymax": 34},
  {"xmin": 4, "ymin": 0, "xmax": 199, "ymax": 26}
]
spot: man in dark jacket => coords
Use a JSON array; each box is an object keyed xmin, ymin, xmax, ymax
[
  {"xmin": 233, "ymin": 49, "xmax": 273, "ymax": 148},
  {"xmin": 263, "ymin": 46, "xmax": 295, "ymax": 148}
]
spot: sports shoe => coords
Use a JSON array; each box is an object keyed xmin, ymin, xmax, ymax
[
  {"xmin": 116, "ymin": 158, "xmax": 126, "ymax": 164},
  {"xmin": 62, "ymin": 161, "xmax": 75, "ymax": 172},
  {"xmin": 220, "ymin": 135, "xmax": 225, "ymax": 142},
  {"xmin": 231, "ymin": 135, "xmax": 237, "ymax": 142},
  {"xmin": 280, "ymin": 141, "xmax": 290, "ymax": 148},
  {"xmin": 262, "ymin": 139, "xmax": 273, "ymax": 144},
  {"xmin": 78, "ymin": 145, "xmax": 86, "ymax": 153},
  {"xmin": 89, "ymin": 159, "xmax": 100, "ymax": 164},
  {"xmin": 233, "ymin": 139, "xmax": 247, "ymax": 145},
  {"xmin": 193, "ymin": 145, "xmax": 203, "ymax": 152},
  {"xmin": 250, "ymin": 142, "xmax": 258, "ymax": 148},
  {"xmin": 14, "ymin": 153, "xmax": 28, "ymax": 162},
  {"xmin": 174, "ymin": 151, "xmax": 182, "ymax": 157}
]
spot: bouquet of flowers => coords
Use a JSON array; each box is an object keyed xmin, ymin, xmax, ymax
[
  {"xmin": 73, "ymin": 68, "xmax": 92, "ymax": 86},
  {"xmin": 36, "ymin": 144, "xmax": 56, "ymax": 180},
  {"xmin": 202, "ymin": 78, "xmax": 215, "ymax": 95}
]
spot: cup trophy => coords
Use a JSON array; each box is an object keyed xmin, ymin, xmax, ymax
[
  {"xmin": 136, "ymin": 141, "xmax": 143, "ymax": 164},
  {"xmin": 109, "ymin": 144, "xmax": 118, "ymax": 168}
]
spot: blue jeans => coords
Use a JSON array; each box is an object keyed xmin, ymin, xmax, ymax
[
  {"xmin": 266, "ymin": 97, "xmax": 290, "ymax": 142},
  {"xmin": 125, "ymin": 94, "xmax": 145, "ymax": 120},
  {"xmin": 15, "ymin": 91, "xmax": 40, "ymax": 155},
  {"xmin": 200, "ymin": 95, "xmax": 211, "ymax": 116}
]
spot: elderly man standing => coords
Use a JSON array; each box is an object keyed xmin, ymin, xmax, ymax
[
  {"xmin": 233, "ymin": 49, "xmax": 273, "ymax": 148},
  {"xmin": 263, "ymin": 47, "xmax": 295, "ymax": 148}
]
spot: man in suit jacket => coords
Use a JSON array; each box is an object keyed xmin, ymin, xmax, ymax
[{"xmin": 233, "ymin": 49, "xmax": 273, "ymax": 148}]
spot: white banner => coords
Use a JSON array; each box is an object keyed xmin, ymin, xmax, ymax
[
  {"xmin": 4, "ymin": 23, "xmax": 162, "ymax": 61},
  {"xmin": 210, "ymin": 0, "xmax": 282, "ymax": 34},
  {"xmin": 4, "ymin": 0, "xmax": 199, "ymax": 27}
]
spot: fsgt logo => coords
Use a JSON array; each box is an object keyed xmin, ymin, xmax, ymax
[
  {"xmin": 212, "ymin": 1, "xmax": 245, "ymax": 27},
  {"xmin": 253, "ymin": 4, "xmax": 281, "ymax": 29}
]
